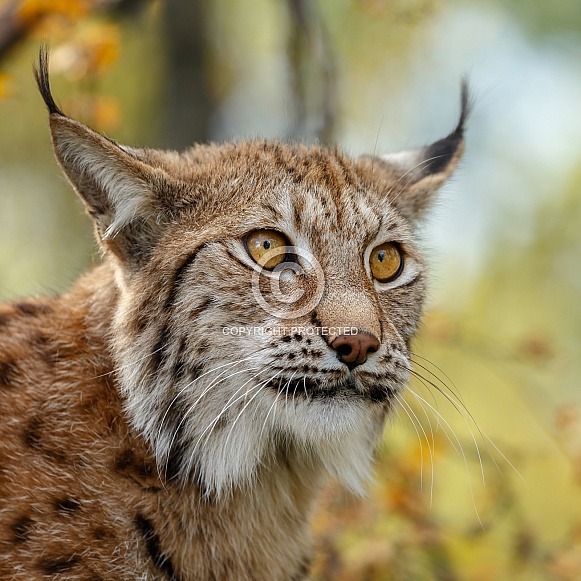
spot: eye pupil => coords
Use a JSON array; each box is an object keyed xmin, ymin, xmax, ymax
[
  {"xmin": 263, "ymin": 240, "xmax": 271, "ymax": 250},
  {"xmin": 378, "ymin": 251, "xmax": 385, "ymax": 262}
]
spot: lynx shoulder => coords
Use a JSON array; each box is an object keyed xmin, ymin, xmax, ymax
[{"xmin": 0, "ymin": 48, "xmax": 467, "ymax": 580}]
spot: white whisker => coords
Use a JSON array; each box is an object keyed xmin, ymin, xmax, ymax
[
  {"xmin": 404, "ymin": 384, "xmax": 484, "ymax": 529},
  {"xmin": 189, "ymin": 368, "xmax": 266, "ymax": 459},
  {"xmin": 410, "ymin": 369, "xmax": 485, "ymax": 486},
  {"xmin": 161, "ymin": 364, "xmax": 263, "ymax": 480},
  {"xmin": 259, "ymin": 386, "xmax": 282, "ymax": 441},
  {"xmin": 395, "ymin": 394, "xmax": 427, "ymax": 491},
  {"xmin": 156, "ymin": 352, "xmax": 264, "ymax": 447},
  {"xmin": 223, "ymin": 369, "xmax": 286, "ymax": 450}
]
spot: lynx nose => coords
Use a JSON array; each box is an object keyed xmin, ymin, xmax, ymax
[{"xmin": 331, "ymin": 331, "xmax": 380, "ymax": 368}]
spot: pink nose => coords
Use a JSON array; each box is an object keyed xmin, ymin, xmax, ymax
[{"xmin": 331, "ymin": 331, "xmax": 380, "ymax": 368}]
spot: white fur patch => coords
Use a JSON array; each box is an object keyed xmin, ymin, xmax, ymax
[{"xmin": 56, "ymin": 132, "xmax": 153, "ymax": 238}]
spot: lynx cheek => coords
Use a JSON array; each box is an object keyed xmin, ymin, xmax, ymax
[
  {"xmin": 369, "ymin": 242, "xmax": 404, "ymax": 283},
  {"xmin": 245, "ymin": 230, "xmax": 290, "ymax": 269}
]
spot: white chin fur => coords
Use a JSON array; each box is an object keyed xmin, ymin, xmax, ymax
[
  {"xmin": 278, "ymin": 397, "xmax": 386, "ymax": 495},
  {"xmin": 173, "ymin": 393, "xmax": 386, "ymax": 498}
]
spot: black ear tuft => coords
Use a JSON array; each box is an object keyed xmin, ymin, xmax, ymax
[
  {"xmin": 422, "ymin": 77, "xmax": 472, "ymax": 175},
  {"xmin": 455, "ymin": 77, "xmax": 472, "ymax": 136},
  {"xmin": 33, "ymin": 45, "xmax": 65, "ymax": 117},
  {"xmin": 422, "ymin": 78, "xmax": 471, "ymax": 175},
  {"xmin": 357, "ymin": 79, "xmax": 471, "ymax": 221}
]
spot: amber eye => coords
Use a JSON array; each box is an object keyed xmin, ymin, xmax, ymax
[
  {"xmin": 245, "ymin": 230, "xmax": 290, "ymax": 269},
  {"xmin": 369, "ymin": 242, "xmax": 404, "ymax": 283}
]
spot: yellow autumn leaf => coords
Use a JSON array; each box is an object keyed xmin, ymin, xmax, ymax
[
  {"xmin": 17, "ymin": 0, "xmax": 89, "ymax": 24},
  {"xmin": 0, "ymin": 72, "xmax": 14, "ymax": 99},
  {"xmin": 92, "ymin": 95, "xmax": 121, "ymax": 131},
  {"xmin": 88, "ymin": 25, "xmax": 120, "ymax": 71},
  {"xmin": 51, "ymin": 22, "xmax": 120, "ymax": 83}
]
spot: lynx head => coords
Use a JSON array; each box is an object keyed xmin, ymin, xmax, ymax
[{"xmin": 35, "ymin": 49, "xmax": 468, "ymax": 496}]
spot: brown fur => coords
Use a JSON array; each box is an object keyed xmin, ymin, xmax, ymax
[
  {"xmin": 0, "ymin": 51, "xmax": 467, "ymax": 579},
  {"xmin": 0, "ymin": 267, "xmax": 318, "ymax": 579}
]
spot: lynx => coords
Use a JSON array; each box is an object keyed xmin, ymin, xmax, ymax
[{"xmin": 0, "ymin": 49, "xmax": 467, "ymax": 580}]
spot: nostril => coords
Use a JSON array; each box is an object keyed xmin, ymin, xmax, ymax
[
  {"xmin": 330, "ymin": 331, "xmax": 381, "ymax": 368},
  {"xmin": 336, "ymin": 344, "xmax": 352, "ymax": 357}
]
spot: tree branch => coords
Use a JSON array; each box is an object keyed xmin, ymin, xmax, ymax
[{"xmin": 286, "ymin": 0, "xmax": 338, "ymax": 145}]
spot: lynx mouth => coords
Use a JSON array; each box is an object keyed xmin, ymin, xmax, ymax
[{"xmin": 265, "ymin": 374, "xmax": 397, "ymax": 403}]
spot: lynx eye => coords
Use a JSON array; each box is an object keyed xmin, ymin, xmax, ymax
[
  {"xmin": 245, "ymin": 230, "xmax": 290, "ymax": 269},
  {"xmin": 369, "ymin": 242, "xmax": 404, "ymax": 283}
]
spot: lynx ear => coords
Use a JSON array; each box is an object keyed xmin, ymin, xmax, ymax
[
  {"xmin": 34, "ymin": 48, "xmax": 166, "ymax": 265},
  {"xmin": 360, "ymin": 81, "xmax": 470, "ymax": 221}
]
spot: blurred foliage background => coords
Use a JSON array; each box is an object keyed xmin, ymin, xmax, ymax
[{"xmin": 1, "ymin": 0, "xmax": 581, "ymax": 579}]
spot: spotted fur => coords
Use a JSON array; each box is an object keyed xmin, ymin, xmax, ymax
[{"xmin": 0, "ymin": 49, "xmax": 467, "ymax": 579}]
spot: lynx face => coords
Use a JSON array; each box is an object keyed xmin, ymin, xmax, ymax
[{"xmin": 36, "ymin": 52, "xmax": 467, "ymax": 497}]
